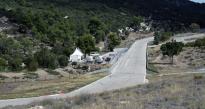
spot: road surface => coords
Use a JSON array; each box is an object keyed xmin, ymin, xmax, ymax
[
  {"xmin": 173, "ymin": 33, "xmax": 205, "ymax": 43},
  {"xmin": 0, "ymin": 33, "xmax": 204, "ymax": 108}
]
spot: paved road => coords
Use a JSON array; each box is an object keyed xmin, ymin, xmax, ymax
[
  {"xmin": 173, "ymin": 33, "xmax": 205, "ymax": 43},
  {"xmin": 0, "ymin": 37, "xmax": 153, "ymax": 108},
  {"xmin": 1, "ymin": 33, "xmax": 204, "ymax": 108}
]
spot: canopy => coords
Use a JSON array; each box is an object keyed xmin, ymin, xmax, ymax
[{"xmin": 70, "ymin": 48, "xmax": 84, "ymax": 62}]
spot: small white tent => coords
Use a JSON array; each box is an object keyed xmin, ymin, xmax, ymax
[{"xmin": 69, "ymin": 48, "xmax": 84, "ymax": 62}]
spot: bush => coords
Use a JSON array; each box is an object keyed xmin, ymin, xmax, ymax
[
  {"xmin": 58, "ymin": 55, "xmax": 68, "ymax": 67},
  {"xmin": 8, "ymin": 58, "xmax": 23, "ymax": 71},
  {"xmin": 23, "ymin": 73, "xmax": 39, "ymax": 79},
  {"xmin": 77, "ymin": 34, "xmax": 96, "ymax": 54},
  {"xmin": 46, "ymin": 69, "xmax": 60, "ymax": 75},
  {"xmin": 0, "ymin": 58, "xmax": 7, "ymax": 66},
  {"xmin": 160, "ymin": 41, "xmax": 184, "ymax": 63},
  {"xmin": 185, "ymin": 37, "xmax": 205, "ymax": 48},
  {"xmin": 194, "ymin": 74, "xmax": 203, "ymax": 80},
  {"xmin": 27, "ymin": 58, "xmax": 38, "ymax": 71},
  {"xmin": 35, "ymin": 48, "xmax": 59, "ymax": 69},
  {"xmin": 0, "ymin": 74, "xmax": 8, "ymax": 80},
  {"xmin": 0, "ymin": 58, "xmax": 7, "ymax": 71},
  {"xmin": 107, "ymin": 32, "xmax": 121, "ymax": 51},
  {"xmin": 194, "ymin": 37, "xmax": 205, "ymax": 48},
  {"xmin": 154, "ymin": 31, "xmax": 172, "ymax": 45}
]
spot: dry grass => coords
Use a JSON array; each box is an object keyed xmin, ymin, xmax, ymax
[
  {"xmin": 4, "ymin": 73, "xmax": 205, "ymax": 109},
  {"xmin": 0, "ymin": 73, "xmax": 107, "ymax": 99},
  {"xmin": 148, "ymin": 46, "xmax": 205, "ymax": 74}
]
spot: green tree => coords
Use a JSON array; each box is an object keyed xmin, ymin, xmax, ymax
[
  {"xmin": 107, "ymin": 32, "xmax": 121, "ymax": 51},
  {"xmin": 27, "ymin": 57, "xmax": 38, "ymax": 71},
  {"xmin": 58, "ymin": 55, "xmax": 68, "ymax": 67},
  {"xmin": 20, "ymin": 37, "xmax": 34, "ymax": 55},
  {"xmin": 0, "ymin": 58, "xmax": 7, "ymax": 71},
  {"xmin": 35, "ymin": 48, "xmax": 59, "ymax": 69},
  {"xmin": 8, "ymin": 57, "xmax": 23, "ymax": 71},
  {"xmin": 194, "ymin": 37, "xmax": 205, "ymax": 48},
  {"xmin": 131, "ymin": 16, "xmax": 144, "ymax": 31},
  {"xmin": 88, "ymin": 17, "xmax": 106, "ymax": 43},
  {"xmin": 16, "ymin": 0, "xmax": 26, "ymax": 6},
  {"xmin": 160, "ymin": 40, "xmax": 184, "ymax": 64},
  {"xmin": 52, "ymin": 42, "xmax": 64, "ymax": 55},
  {"xmin": 77, "ymin": 34, "xmax": 96, "ymax": 55},
  {"xmin": 154, "ymin": 31, "xmax": 161, "ymax": 45}
]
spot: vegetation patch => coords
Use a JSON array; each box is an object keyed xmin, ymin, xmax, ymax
[
  {"xmin": 0, "ymin": 73, "xmax": 107, "ymax": 99},
  {"xmin": 193, "ymin": 74, "xmax": 203, "ymax": 80},
  {"xmin": 0, "ymin": 74, "xmax": 8, "ymax": 80},
  {"xmin": 46, "ymin": 69, "xmax": 61, "ymax": 76},
  {"xmin": 23, "ymin": 73, "xmax": 39, "ymax": 79},
  {"xmin": 147, "ymin": 64, "xmax": 159, "ymax": 74}
]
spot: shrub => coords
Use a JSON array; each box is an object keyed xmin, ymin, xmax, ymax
[
  {"xmin": 0, "ymin": 74, "xmax": 8, "ymax": 80},
  {"xmin": 77, "ymin": 34, "xmax": 96, "ymax": 55},
  {"xmin": 58, "ymin": 55, "xmax": 68, "ymax": 67},
  {"xmin": 23, "ymin": 73, "xmax": 39, "ymax": 79},
  {"xmin": 28, "ymin": 58, "xmax": 38, "ymax": 71},
  {"xmin": 160, "ymin": 40, "xmax": 184, "ymax": 63},
  {"xmin": 107, "ymin": 32, "xmax": 121, "ymax": 51},
  {"xmin": 0, "ymin": 58, "xmax": 7, "ymax": 71},
  {"xmin": 194, "ymin": 74, "xmax": 203, "ymax": 80},
  {"xmin": 35, "ymin": 48, "xmax": 59, "ymax": 69},
  {"xmin": 0, "ymin": 58, "xmax": 7, "ymax": 66},
  {"xmin": 154, "ymin": 31, "xmax": 172, "ymax": 45},
  {"xmin": 46, "ymin": 69, "xmax": 60, "ymax": 75},
  {"xmin": 8, "ymin": 57, "xmax": 23, "ymax": 71},
  {"xmin": 185, "ymin": 37, "xmax": 205, "ymax": 48}
]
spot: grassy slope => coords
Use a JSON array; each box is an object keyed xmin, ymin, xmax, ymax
[
  {"xmin": 0, "ymin": 73, "xmax": 107, "ymax": 99},
  {"xmin": 3, "ymin": 73, "xmax": 205, "ymax": 109}
]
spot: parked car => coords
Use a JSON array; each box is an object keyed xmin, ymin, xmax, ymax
[{"xmin": 95, "ymin": 56, "xmax": 104, "ymax": 64}]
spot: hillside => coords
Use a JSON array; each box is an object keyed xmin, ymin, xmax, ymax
[
  {"xmin": 1, "ymin": 0, "xmax": 205, "ymax": 31},
  {"xmin": 90, "ymin": 0, "xmax": 205, "ymax": 30},
  {"xmin": 0, "ymin": 0, "xmax": 204, "ymax": 71}
]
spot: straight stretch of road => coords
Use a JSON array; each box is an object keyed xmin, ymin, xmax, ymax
[{"xmin": 0, "ymin": 37, "xmax": 154, "ymax": 108}]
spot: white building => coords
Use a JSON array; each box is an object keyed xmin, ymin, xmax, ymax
[{"xmin": 69, "ymin": 48, "xmax": 84, "ymax": 62}]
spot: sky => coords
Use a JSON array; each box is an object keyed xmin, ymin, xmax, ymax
[{"xmin": 190, "ymin": 0, "xmax": 205, "ymax": 3}]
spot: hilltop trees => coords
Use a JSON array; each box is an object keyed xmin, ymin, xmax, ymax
[
  {"xmin": 88, "ymin": 17, "xmax": 107, "ymax": 43},
  {"xmin": 160, "ymin": 40, "xmax": 184, "ymax": 64},
  {"xmin": 130, "ymin": 16, "xmax": 144, "ymax": 31}
]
